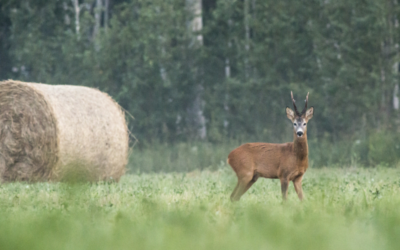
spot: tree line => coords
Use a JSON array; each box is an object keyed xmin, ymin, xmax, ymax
[{"xmin": 1, "ymin": 0, "xmax": 400, "ymax": 165}]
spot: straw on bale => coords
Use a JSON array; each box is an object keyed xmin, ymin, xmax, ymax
[{"xmin": 0, "ymin": 80, "xmax": 129, "ymax": 182}]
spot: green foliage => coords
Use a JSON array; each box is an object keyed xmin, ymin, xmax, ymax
[
  {"xmin": 368, "ymin": 131, "xmax": 400, "ymax": 166},
  {"xmin": 95, "ymin": 0, "xmax": 198, "ymax": 142},
  {"xmin": 2, "ymin": 0, "xmax": 400, "ymax": 166},
  {"xmin": 128, "ymin": 142, "xmax": 235, "ymax": 172},
  {"xmin": 308, "ymin": 138, "xmax": 355, "ymax": 168},
  {"xmin": 0, "ymin": 168, "xmax": 399, "ymax": 249}
]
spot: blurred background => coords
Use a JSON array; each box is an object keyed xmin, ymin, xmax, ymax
[{"xmin": 1, "ymin": 0, "xmax": 400, "ymax": 171}]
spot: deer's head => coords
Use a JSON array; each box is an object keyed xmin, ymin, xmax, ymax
[{"xmin": 286, "ymin": 92, "xmax": 314, "ymax": 138}]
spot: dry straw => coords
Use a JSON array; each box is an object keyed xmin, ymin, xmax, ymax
[{"xmin": 0, "ymin": 80, "xmax": 129, "ymax": 182}]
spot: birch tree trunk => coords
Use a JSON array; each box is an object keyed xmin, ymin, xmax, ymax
[
  {"xmin": 393, "ymin": 0, "xmax": 399, "ymax": 111},
  {"xmin": 71, "ymin": 0, "xmax": 81, "ymax": 39},
  {"xmin": 104, "ymin": 0, "xmax": 109, "ymax": 33},
  {"xmin": 63, "ymin": 2, "xmax": 71, "ymax": 26},
  {"xmin": 224, "ymin": 19, "xmax": 233, "ymax": 131},
  {"xmin": 379, "ymin": 0, "xmax": 397, "ymax": 128},
  {"xmin": 156, "ymin": 6, "xmax": 169, "ymax": 85},
  {"xmin": 225, "ymin": 19, "xmax": 232, "ymax": 79},
  {"xmin": 392, "ymin": 0, "xmax": 400, "ymax": 129},
  {"xmin": 393, "ymin": 82, "xmax": 399, "ymax": 110},
  {"xmin": 186, "ymin": 0, "xmax": 206, "ymax": 139},
  {"xmin": 244, "ymin": 0, "xmax": 250, "ymax": 79},
  {"xmin": 186, "ymin": 0, "xmax": 203, "ymax": 46},
  {"xmin": 159, "ymin": 35, "xmax": 169, "ymax": 84},
  {"xmin": 93, "ymin": 0, "xmax": 102, "ymax": 50}
]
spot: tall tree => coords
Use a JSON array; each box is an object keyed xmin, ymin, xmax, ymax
[{"xmin": 186, "ymin": 0, "xmax": 207, "ymax": 139}]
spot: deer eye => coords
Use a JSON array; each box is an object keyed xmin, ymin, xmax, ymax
[
  {"xmin": 293, "ymin": 123, "xmax": 297, "ymax": 126},
  {"xmin": 303, "ymin": 123, "xmax": 306, "ymax": 126}
]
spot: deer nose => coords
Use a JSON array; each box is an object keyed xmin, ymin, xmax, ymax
[{"xmin": 297, "ymin": 131, "xmax": 304, "ymax": 137}]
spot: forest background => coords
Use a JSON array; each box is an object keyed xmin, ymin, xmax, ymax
[{"xmin": 1, "ymin": 0, "xmax": 400, "ymax": 170}]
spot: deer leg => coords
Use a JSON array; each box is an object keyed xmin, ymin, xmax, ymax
[
  {"xmin": 280, "ymin": 179, "xmax": 289, "ymax": 200},
  {"xmin": 293, "ymin": 176, "xmax": 304, "ymax": 201},
  {"xmin": 230, "ymin": 182, "xmax": 240, "ymax": 201},
  {"xmin": 230, "ymin": 172, "xmax": 259, "ymax": 202},
  {"xmin": 230, "ymin": 177, "xmax": 251, "ymax": 202}
]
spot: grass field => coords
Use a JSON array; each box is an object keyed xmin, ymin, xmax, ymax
[{"xmin": 0, "ymin": 166, "xmax": 400, "ymax": 250}]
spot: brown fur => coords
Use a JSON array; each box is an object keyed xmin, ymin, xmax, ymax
[{"xmin": 228, "ymin": 93, "xmax": 313, "ymax": 201}]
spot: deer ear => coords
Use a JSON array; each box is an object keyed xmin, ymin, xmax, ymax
[
  {"xmin": 305, "ymin": 107, "xmax": 314, "ymax": 120},
  {"xmin": 286, "ymin": 107, "xmax": 295, "ymax": 120}
]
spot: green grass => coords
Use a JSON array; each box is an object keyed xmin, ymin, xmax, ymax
[{"xmin": 0, "ymin": 167, "xmax": 400, "ymax": 249}]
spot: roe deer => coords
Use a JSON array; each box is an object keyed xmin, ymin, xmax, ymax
[{"xmin": 227, "ymin": 92, "xmax": 314, "ymax": 201}]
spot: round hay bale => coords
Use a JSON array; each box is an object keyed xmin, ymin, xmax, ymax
[{"xmin": 0, "ymin": 80, "xmax": 129, "ymax": 182}]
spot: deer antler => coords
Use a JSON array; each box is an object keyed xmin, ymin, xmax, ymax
[
  {"xmin": 291, "ymin": 91, "xmax": 301, "ymax": 116},
  {"xmin": 301, "ymin": 92, "xmax": 309, "ymax": 116}
]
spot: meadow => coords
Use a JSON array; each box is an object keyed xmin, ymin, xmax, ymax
[{"xmin": 0, "ymin": 165, "xmax": 400, "ymax": 250}]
